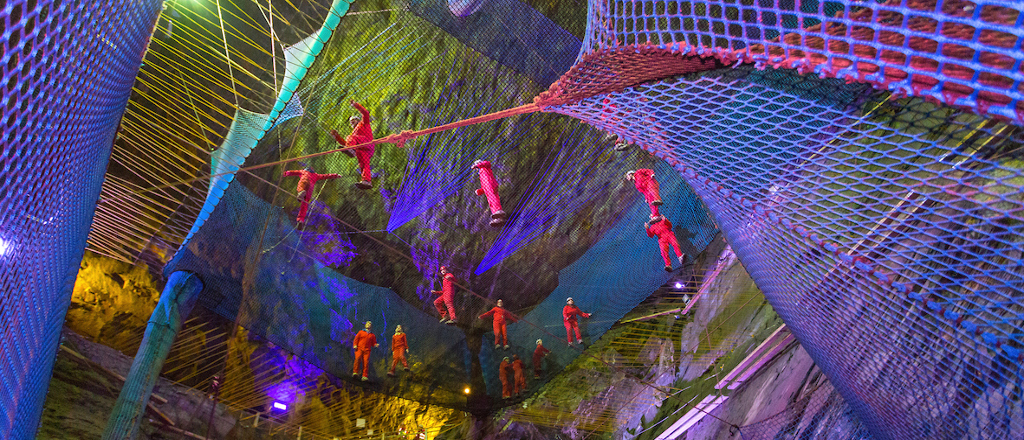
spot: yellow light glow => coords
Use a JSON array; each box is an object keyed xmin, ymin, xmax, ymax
[{"xmin": 463, "ymin": 387, "xmax": 471, "ymax": 394}]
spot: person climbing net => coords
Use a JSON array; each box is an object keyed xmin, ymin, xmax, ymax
[{"xmin": 330, "ymin": 101, "xmax": 375, "ymax": 190}]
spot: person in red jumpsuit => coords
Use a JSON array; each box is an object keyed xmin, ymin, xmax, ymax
[
  {"xmin": 431, "ymin": 266, "xmax": 458, "ymax": 325},
  {"xmin": 625, "ymin": 169, "xmax": 662, "ymax": 216},
  {"xmin": 563, "ymin": 297, "xmax": 592, "ymax": 346},
  {"xmin": 282, "ymin": 167, "xmax": 341, "ymax": 223},
  {"xmin": 329, "ymin": 101, "xmax": 374, "ymax": 189},
  {"xmin": 532, "ymin": 339, "xmax": 550, "ymax": 379},
  {"xmin": 352, "ymin": 321, "xmax": 379, "ymax": 381},
  {"xmin": 499, "ymin": 357, "xmax": 512, "ymax": 399},
  {"xmin": 387, "ymin": 324, "xmax": 409, "ymax": 377},
  {"xmin": 646, "ymin": 214, "xmax": 686, "ymax": 272},
  {"xmin": 471, "ymin": 160, "xmax": 508, "ymax": 227},
  {"xmin": 511, "ymin": 354, "xmax": 526, "ymax": 396},
  {"xmin": 479, "ymin": 299, "xmax": 517, "ymax": 350}
]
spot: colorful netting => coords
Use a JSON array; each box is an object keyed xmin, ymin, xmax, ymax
[
  {"xmin": 553, "ymin": 61, "xmax": 1023, "ymax": 439},
  {"xmin": 0, "ymin": 0, "xmax": 160, "ymax": 438},
  {"xmin": 558, "ymin": 0, "xmax": 1024, "ymax": 125}
]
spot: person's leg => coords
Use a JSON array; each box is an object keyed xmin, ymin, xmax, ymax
[
  {"xmin": 669, "ymin": 235, "xmax": 683, "ymax": 259},
  {"xmin": 659, "ymin": 240, "xmax": 672, "ymax": 268},
  {"xmin": 493, "ymin": 321, "xmax": 502, "ymax": 346},
  {"xmin": 356, "ymin": 149, "xmax": 373, "ymax": 183},
  {"xmin": 361, "ymin": 352, "xmax": 371, "ymax": 378},
  {"xmin": 647, "ymin": 180, "xmax": 662, "ymax": 205},
  {"xmin": 400, "ymin": 351, "xmax": 409, "ymax": 369},
  {"xmin": 498, "ymin": 323, "xmax": 508, "ymax": 346},
  {"xmin": 434, "ymin": 297, "xmax": 447, "ymax": 319},
  {"xmin": 444, "ymin": 295, "xmax": 457, "ymax": 321},
  {"xmin": 389, "ymin": 356, "xmax": 398, "ymax": 374},
  {"xmin": 564, "ymin": 320, "xmax": 573, "ymax": 344},
  {"xmin": 572, "ymin": 322, "xmax": 583, "ymax": 342}
]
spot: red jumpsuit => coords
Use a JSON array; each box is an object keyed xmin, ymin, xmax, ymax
[
  {"xmin": 647, "ymin": 217, "xmax": 683, "ymax": 269},
  {"xmin": 352, "ymin": 330, "xmax": 377, "ymax": 378},
  {"xmin": 479, "ymin": 306, "xmax": 517, "ymax": 347},
  {"xmin": 389, "ymin": 332, "xmax": 408, "ymax": 374},
  {"xmin": 330, "ymin": 102, "xmax": 374, "ymax": 185},
  {"xmin": 282, "ymin": 169, "xmax": 341, "ymax": 223},
  {"xmin": 499, "ymin": 359, "xmax": 512, "ymax": 399},
  {"xmin": 432, "ymin": 272, "xmax": 457, "ymax": 321},
  {"xmin": 512, "ymin": 358, "xmax": 526, "ymax": 395},
  {"xmin": 532, "ymin": 345, "xmax": 550, "ymax": 378},
  {"xmin": 472, "ymin": 160, "xmax": 506, "ymax": 224},
  {"xmin": 632, "ymin": 169, "xmax": 662, "ymax": 216},
  {"xmin": 562, "ymin": 305, "xmax": 591, "ymax": 344}
]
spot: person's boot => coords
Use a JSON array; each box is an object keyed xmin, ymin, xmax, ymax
[
  {"xmin": 489, "ymin": 217, "xmax": 506, "ymax": 227},
  {"xmin": 361, "ymin": 376, "xmax": 369, "ymax": 382},
  {"xmin": 678, "ymin": 255, "xmax": 688, "ymax": 266},
  {"xmin": 664, "ymin": 265, "xmax": 672, "ymax": 272},
  {"xmin": 503, "ymin": 345, "xmax": 510, "ymax": 350},
  {"xmin": 495, "ymin": 344, "xmax": 501, "ymax": 350},
  {"xmin": 355, "ymin": 180, "xmax": 372, "ymax": 190},
  {"xmin": 577, "ymin": 339, "xmax": 583, "ymax": 346},
  {"xmin": 387, "ymin": 371, "xmax": 396, "ymax": 377},
  {"xmin": 491, "ymin": 210, "xmax": 508, "ymax": 219},
  {"xmin": 652, "ymin": 199, "xmax": 663, "ymax": 206}
]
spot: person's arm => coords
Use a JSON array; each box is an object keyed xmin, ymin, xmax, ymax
[
  {"xmin": 352, "ymin": 101, "xmax": 370, "ymax": 121},
  {"xmin": 284, "ymin": 170, "xmax": 302, "ymax": 177},
  {"xmin": 646, "ymin": 224, "xmax": 655, "ymax": 238},
  {"xmin": 319, "ymin": 173, "xmax": 342, "ymax": 180},
  {"xmin": 371, "ymin": 334, "xmax": 379, "ymax": 347},
  {"xmin": 329, "ymin": 129, "xmax": 346, "ymax": 146},
  {"xmin": 479, "ymin": 308, "xmax": 495, "ymax": 319},
  {"xmin": 665, "ymin": 220, "xmax": 673, "ymax": 230},
  {"xmin": 353, "ymin": 333, "xmax": 361, "ymax": 349}
]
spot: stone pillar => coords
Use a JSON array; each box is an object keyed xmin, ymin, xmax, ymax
[{"xmin": 102, "ymin": 271, "xmax": 203, "ymax": 440}]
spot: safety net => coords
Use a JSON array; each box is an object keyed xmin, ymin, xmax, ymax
[
  {"xmin": 0, "ymin": 0, "xmax": 161, "ymax": 438},
  {"xmin": 540, "ymin": 0, "xmax": 1024, "ymax": 436}
]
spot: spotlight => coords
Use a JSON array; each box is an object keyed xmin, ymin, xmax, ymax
[
  {"xmin": 272, "ymin": 401, "xmax": 287, "ymax": 411},
  {"xmin": 0, "ymin": 237, "xmax": 11, "ymax": 256},
  {"xmin": 463, "ymin": 387, "xmax": 471, "ymax": 394},
  {"xmin": 674, "ymin": 282, "xmax": 682, "ymax": 289}
]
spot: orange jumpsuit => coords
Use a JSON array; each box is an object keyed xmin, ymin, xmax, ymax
[
  {"xmin": 282, "ymin": 169, "xmax": 341, "ymax": 222},
  {"xmin": 352, "ymin": 330, "xmax": 377, "ymax": 378},
  {"xmin": 472, "ymin": 160, "xmax": 505, "ymax": 218},
  {"xmin": 632, "ymin": 169, "xmax": 662, "ymax": 216},
  {"xmin": 646, "ymin": 217, "xmax": 683, "ymax": 268},
  {"xmin": 512, "ymin": 358, "xmax": 526, "ymax": 395},
  {"xmin": 499, "ymin": 359, "xmax": 512, "ymax": 399},
  {"xmin": 330, "ymin": 102, "xmax": 374, "ymax": 184},
  {"xmin": 389, "ymin": 332, "xmax": 408, "ymax": 374},
  {"xmin": 563, "ymin": 305, "xmax": 591, "ymax": 344},
  {"xmin": 479, "ymin": 306, "xmax": 517, "ymax": 346},
  {"xmin": 432, "ymin": 272, "xmax": 457, "ymax": 321}
]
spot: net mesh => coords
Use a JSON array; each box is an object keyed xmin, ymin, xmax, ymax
[
  {"xmin": 0, "ymin": 0, "xmax": 160, "ymax": 438},
  {"xmin": 551, "ymin": 60, "xmax": 1024, "ymax": 440}
]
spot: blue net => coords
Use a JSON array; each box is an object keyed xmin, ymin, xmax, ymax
[{"xmin": 0, "ymin": 0, "xmax": 160, "ymax": 438}]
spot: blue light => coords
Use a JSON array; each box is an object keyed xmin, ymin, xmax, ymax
[
  {"xmin": 273, "ymin": 401, "xmax": 287, "ymax": 411},
  {"xmin": 674, "ymin": 282, "xmax": 682, "ymax": 289}
]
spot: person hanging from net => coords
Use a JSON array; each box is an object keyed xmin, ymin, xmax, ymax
[
  {"xmin": 387, "ymin": 324, "xmax": 409, "ymax": 377},
  {"xmin": 499, "ymin": 356, "xmax": 512, "ymax": 399},
  {"xmin": 431, "ymin": 266, "xmax": 458, "ymax": 325},
  {"xmin": 563, "ymin": 297, "xmax": 592, "ymax": 346},
  {"xmin": 472, "ymin": 160, "xmax": 508, "ymax": 227},
  {"xmin": 329, "ymin": 100, "xmax": 375, "ymax": 190},
  {"xmin": 352, "ymin": 321, "xmax": 379, "ymax": 381},
  {"xmin": 282, "ymin": 166, "xmax": 341, "ymax": 223},
  {"xmin": 512, "ymin": 354, "xmax": 526, "ymax": 396},
  {"xmin": 532, "ymin": 339, "xmax": 550, "ymax": 379},
  {"xmin": 646, "ymin": 214, "xmax": 687, "ymax": 272},
  {"xmin": 479, "ymin": 299, "xmax": 517, "ymax": 350},
  {"xmin": 626, "ymin": 169, "xmax": 663, "ymax": 216}
]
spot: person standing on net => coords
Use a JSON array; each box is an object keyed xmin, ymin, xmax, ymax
[
  {"xmin": 645, "ymin": 213, "xmax": 686, "ymax": 272},
  {"xmin": 352, "ymin": 321, "xmax": 379, "ymax": 381},
  {"xmin": 563, "ymin": 297, "xmax": 592, "ymax": 346},
  {"xmin": 512, "ymin": 354, "xmax": 526, "ymax": 396},
  {"xmin": 479, "ymin": 299, "xmax": 517, "ymax": 350},
  {"xmin": 499, "ymin": 357, "xmax": 512, "ymax": 399},
  {"xmin": 626, "ymin": 169, "xmax": 662, "ymax": 216},
  {"xmin": 330, "ymin": 100, "xmax": 375, "ymax": 189},
  {"xmin": 387, "ymin": 325, "xmax": 409, "ymax": 377},
  {"xmin": 532, "ymin": 339, "xmax": 550, "ymax": 379},
  {"xmin": 282, "ymin": 167, "xmax": 341, "ymax": 223},
  {"xmin": 431, "ymin": 266, "xmax": 458, "ymax": 325}
]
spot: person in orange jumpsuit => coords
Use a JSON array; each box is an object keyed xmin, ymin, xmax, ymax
[
  {"xmin": 479, "ymin": 299, "xmax": 517, "ymax": 350},
  {"xmin": 532, "ymin": 339, "xmax": 550, "ymax": 379},
  {"xmin": 282, "ymin": 167, "xmax": 341, "ymax": 223},
  {"xmin": 329, "ymin": 101, "xmax": 374, "ymax": 189},
  {"xmin": 387, "ymin": 325, "xmax": 409, "ymax": 377},
  {"xmin": 646, "ymin": 214, "xmax": 686, "ymax": 272},
  {"xmin": 563, "ymin": 297, "xmax": 592, "ymax": 346},
  {"xmin": 511, "ymin": 354, "xmax": 526, "ymax": 396},
  {"xmin": 499, "ymin": 357, "xmax": 512, "ymax": 399},
  {"xmin": 626, "ymin": 169, "xmax": 662, "ymax": 216},
  {"xmin": 431, "ymin": 266, "xmax": 457, "ymax": 325},
  {"xmin": 352, "ymin": 321, "xmax": 379, "ymax": 381},
  {"xmin": 471, "ymin": 160, "xmax": 508, "ymax": 227}
]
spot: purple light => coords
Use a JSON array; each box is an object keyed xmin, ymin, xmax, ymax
[
  {"xmin": 273, "ymin": 402, "xmax": 287, "ymax": 411},
  {"xmin": 674, "ymin": 282, "xmax": 682, "ymax": 289}
]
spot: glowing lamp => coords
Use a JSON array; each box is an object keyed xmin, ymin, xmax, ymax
[
  {"xmin": 272, "ymin": 401, "xmax": 287, "ymax": 411},
  {"xmin": 463, "ymin": 387, "xmax": 471, "ymax": 394},
  {"xmin": 674, "ymin": 282, "xmax": 682, "ymax": 289}
]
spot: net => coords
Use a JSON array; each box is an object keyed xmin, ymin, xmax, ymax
[{"xmin": 0, "ymin": 0, "xmax": 160, "ymax": 438}]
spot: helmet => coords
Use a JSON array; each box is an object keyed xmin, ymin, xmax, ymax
[
  {"xmin": 625, "ymin": 170, "xmax": 635, "ymax": 181},
  {"xmin": 536, "ymin": 339, "xmax": 543, "ymax": 345},
  {"xmin": 566, "ymin": 297, "xmax": 573, "ymax": 303},
  {"xmin": 349, "ymin": 115, "xmax": 361, "ymax": 124}
]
